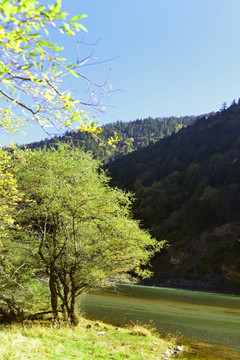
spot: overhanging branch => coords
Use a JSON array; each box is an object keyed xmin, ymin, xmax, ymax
[{"xmin": 0, "ymin": 89, "xmax": 38, "ymax": 116}]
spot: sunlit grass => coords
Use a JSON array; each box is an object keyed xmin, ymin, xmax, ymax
[{"xmin": 0, "ymin": 318, "xmax": 176, "ymax": 360}]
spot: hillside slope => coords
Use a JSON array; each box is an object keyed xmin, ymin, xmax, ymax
[
  {"xmin": 106, "ymin": 104, "xmax": 240, "ymax": 292},
  {"xmin": 26, "ymin": 115, "xmax": 199, "ymax": 163}
]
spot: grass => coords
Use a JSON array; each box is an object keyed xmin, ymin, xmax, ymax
[
  {"xmin": 0, "ymin": 318, "xmax": 239, "ymax": 360},
  {"xmin": 0, "ymin": 318, "xmax": 180, "ymax": 360}
]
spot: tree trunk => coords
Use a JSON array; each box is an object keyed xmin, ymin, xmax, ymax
[
  {"xmin": 69, "ymin": 290, "xmax": 78, "ymax": 326},
  {"xmin": 68, "ymin": 273, "xmax": 78, "ymax": 326},
  {"xmin": 49, "ymin": 267, "xmax": 59, "ymax": 322}
]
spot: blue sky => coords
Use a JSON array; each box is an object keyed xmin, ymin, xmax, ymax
[{"xmin": 2, "ymin": 0, "xmax": 240, "ymax": 145}]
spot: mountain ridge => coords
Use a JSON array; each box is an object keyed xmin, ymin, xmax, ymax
[{"xmin": 24, "ymin": 114, "xmax": 203, "ymax": 163}]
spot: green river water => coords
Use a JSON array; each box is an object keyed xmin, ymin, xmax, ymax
[{"xmin": 81, "ymin": 284, "xmax": 240, "ymax": 354}]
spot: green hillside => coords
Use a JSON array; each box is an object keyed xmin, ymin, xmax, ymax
[
  {"xmin": 106, "ymin": 103, "xmax": 240, "ymax": 292},
  {"xmin": 25, "ymin": 115, "xmax": 199, "ymax": 162}
]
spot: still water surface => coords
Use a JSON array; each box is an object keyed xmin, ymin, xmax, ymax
[{"xmin": 81, "ymin": 284, "xmax": 240, "ymax": 352}]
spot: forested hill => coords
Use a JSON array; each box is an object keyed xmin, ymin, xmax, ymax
[
  {"xmin": 106, "ymin": 107, "xmax": 240, "ymax": 189},
  {"xmin": 26, "ymin": 115, "xmax": 200, "ymax": 162},
  {"xmin": 106, "ymin": 103, "xmax": 240, "ymax": 292}
]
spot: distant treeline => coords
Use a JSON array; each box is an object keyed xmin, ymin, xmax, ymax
[{"xmin": 24, "ymin": 115, "xmax": 204, "ymax": 163}]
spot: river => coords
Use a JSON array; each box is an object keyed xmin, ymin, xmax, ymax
[{"xmin": 80, "ymin": 284, "xmax": 240, "ymax": 353}]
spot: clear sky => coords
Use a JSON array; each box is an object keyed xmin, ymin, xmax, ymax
[{"xmin": 2, "ymin": 0, "xmax": 240, "ymax": 145}]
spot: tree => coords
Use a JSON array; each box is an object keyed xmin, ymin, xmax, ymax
[
  {"xmin": 221, "ymin": 101, "xmax": 227, "ymax": 111},
  {"xmin": 13, "ymin": 146, "xmax": 163, "ymax": 325},
  {"xmin": 0, "ymin": 0, "xmax": 108, "ymax": 137}
]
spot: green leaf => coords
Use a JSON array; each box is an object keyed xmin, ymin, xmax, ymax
[
  {"xmin": 70, "ymin": 22, "xmax": 87, "ymax": 32},
  {"xmin": 66, "ymin": 68, "xmax": 79, "ymax": 78},
  {"xmin": 53, "ymin": 0, "xmax": 61, "ymax": 12},
  {"xmin": 69, "ymin": 14, "xmax": 87, "ymax": 21},
  {"xmin": 60, "ymin": 23, "xmax": 75, "ymax": 36},
  {"xmin": 38, "ymin": 5, "xmax": 45, "ymax": 12}
]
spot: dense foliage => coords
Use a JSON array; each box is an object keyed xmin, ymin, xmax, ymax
[
  {"xmin": 106, "ymin": 103, "xmax": 240, "ymax": 290},
  {"xmin": 0, "ymin": 148, "xmax": 20, "ymax": 238},
  {"xmin": 0, "ymin": 146, "xmax": 162, "ymax": 324},
  {"xmin": 0, "ymin": 148, "xmax": 29, "ymax": 323}
]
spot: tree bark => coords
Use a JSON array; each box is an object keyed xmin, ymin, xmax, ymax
[
  {"xmin": 69, "ymin": 289, "xmax": 78, "ymax": 326},
  {"xmin": 49, "ymin": 266, "xmax": 59, "ymax": 321}
]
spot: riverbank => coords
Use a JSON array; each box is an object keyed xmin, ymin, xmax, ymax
[{"xmin": 0, "ymin": 319, "xmax": 239, "ymax": 360}]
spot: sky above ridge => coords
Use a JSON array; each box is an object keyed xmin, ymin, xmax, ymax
[{"xmin": 2, "ymin": 0, "xmax": 240, "ymax": 145}]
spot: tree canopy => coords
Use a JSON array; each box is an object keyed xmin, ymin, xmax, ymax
[{"xmin": 9, "ymin": 146, "xmax": 163, "ymax": 324}]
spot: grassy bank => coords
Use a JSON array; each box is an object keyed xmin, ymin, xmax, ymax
[
  {"xmin": 0, "ymin": 318, "xmax": 239, "ymax": 360},
  {"xmin": 0, "ymin": 318, "xmax": 179, "ymax": 360}
]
